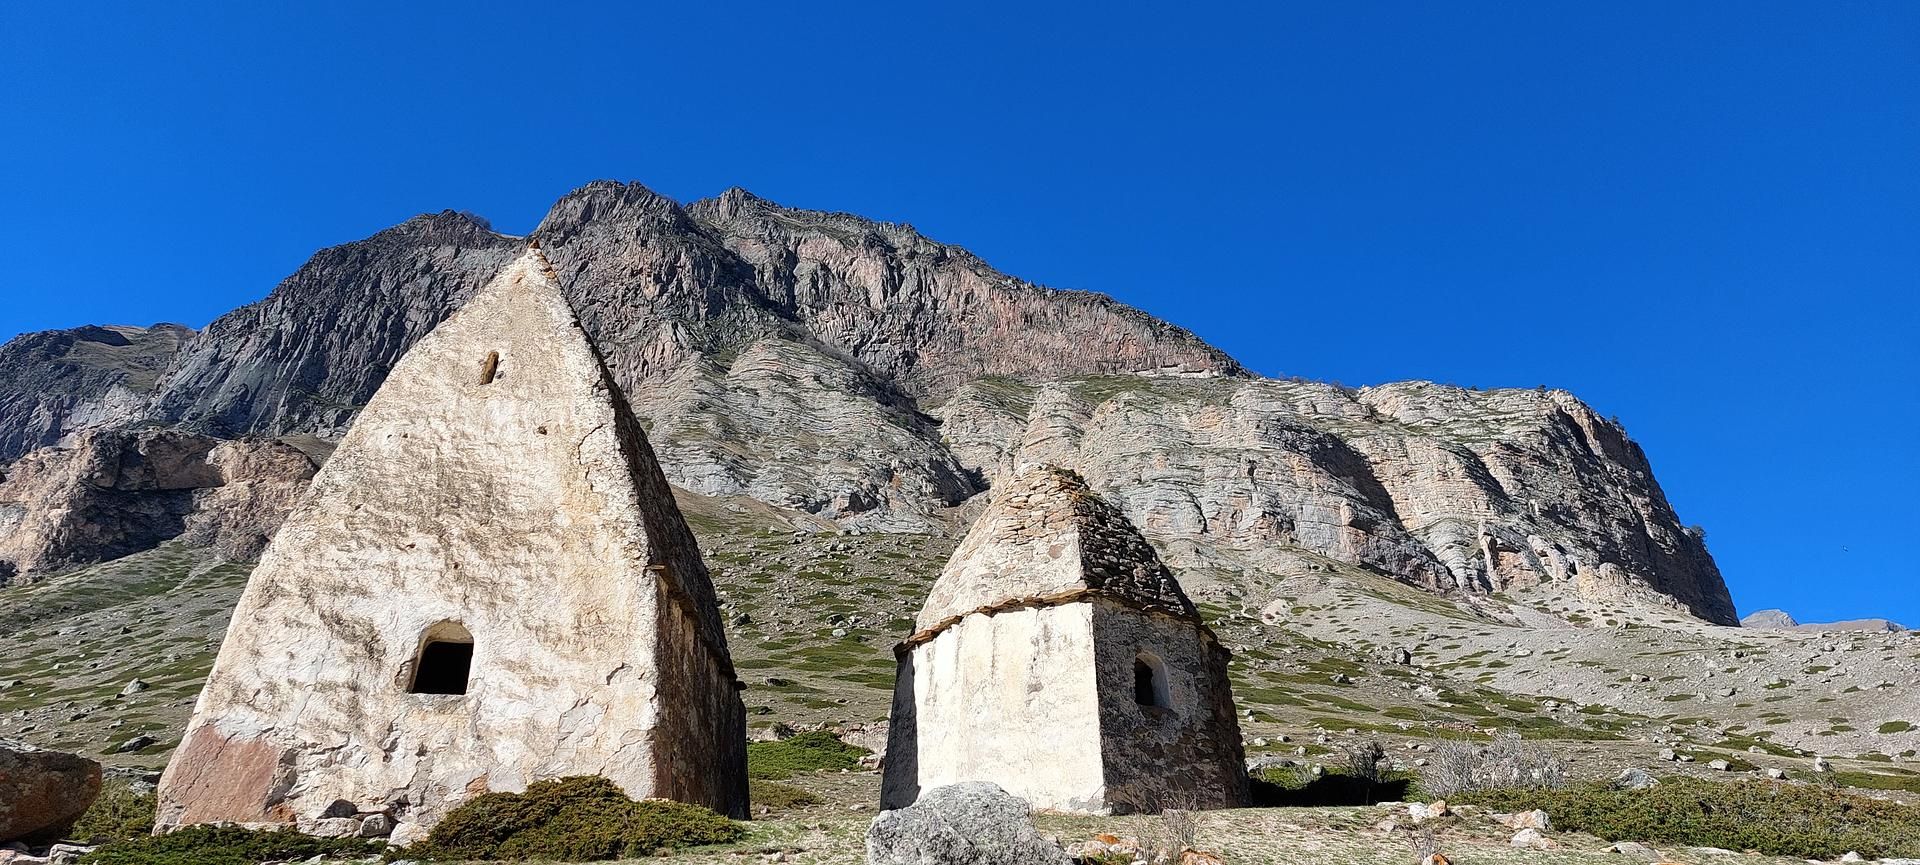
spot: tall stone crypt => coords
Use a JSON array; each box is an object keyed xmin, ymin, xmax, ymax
[
  {"xmin": 881, "ymin": 465, "xmax": 1248, "ymax": 813},
  {"xmin": 156, "ymin": 249, "xmax": 749, "ymax": 840}
]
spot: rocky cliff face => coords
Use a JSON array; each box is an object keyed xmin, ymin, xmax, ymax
[
  {"xmin": 0, "ymin": 181, "xmax": 1735, "ymax": 624},
  {"xmin": 937, "ymin": 376, "xmax": 1735, "ymax": 624},
  {"xmin": 0, "ymin": 324, "xmax": 193, "ymax": 463}
]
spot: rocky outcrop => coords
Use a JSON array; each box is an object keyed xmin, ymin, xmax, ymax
[
  {"xmin": 0, "ymin": 181, "xmax": 1734, "ymax": 623},
  {"xmin": 687, "ymin": 187, "xmax": 1243, "ymax": 397},
  {"xmin": 936, "ymin": 376, "xmax": 1737, "ymax": 624},
  {"xmin": 148, "ymin": 212, "xmax": 520, "ymax": 439},
  {"xmin": 0, "ymin": 743, "xmax": 101, "ymax": 845},
  {"xmin": 0, "ymin": 429, "xmax": 321, "ymax": 581},
  {"xmin": 0, "ymin": 324, "xmax": 192, "ymax": 463},
  {"xmin": 1742, "ymin": 609, "xmax": 1905, "ymax": 632},
  {"xmin": 866, "ymin": 782, "xmax": 1072, "ymax": 865}
]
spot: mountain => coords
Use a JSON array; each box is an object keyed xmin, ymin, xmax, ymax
[
  {"xmin": 0, "ymin": 180, "xmax": 1731, "ymax": 626},
  {"xmin": 0, "ymin": 323, "xmax": 193, "ymax": 460},
  {"xmin": 1743, "ymin": 609, "xmax": 1906, "ymax": 633}
]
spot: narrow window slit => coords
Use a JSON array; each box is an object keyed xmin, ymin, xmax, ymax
[{"xmin": 1134, "ymin": 652, "xmax": 1169, "ymax": 709}]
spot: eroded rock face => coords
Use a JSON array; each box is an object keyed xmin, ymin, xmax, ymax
[
  {"xmin": 935, "ymin": 377, "xmax": 1737, "ymax": 624},
  {"xmin": 156, "ymin": 252, "xmax": 748, "ymax": 836},
  {"xmin": 0, "ymin": 742, "xmax": 102, "ymax": 845},
  {"xmin": 0, "ymin": 430, "xmax": 322, "ymax": 581},
  {"xmin": 866, "ymin": 782, "xmax": 1072, "ymax": 865},
  {"xmin": 0, "ymin": 324, "xmax": 192, "ymax": 464},
  {"xmin": 0, "ymin": 181, "xmax": 1734, "ymax": 623}
]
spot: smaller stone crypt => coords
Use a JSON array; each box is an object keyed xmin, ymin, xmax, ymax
[
  {"xmin": 155, "ymin": 249, "xmax": 748, "ymax": 841},
  {"xmin": 881, "ymin": 465, "xmax": 1248, "ymax": 813}
]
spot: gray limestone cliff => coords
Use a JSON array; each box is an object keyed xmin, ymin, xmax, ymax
[
  {"xmin": 0, "ymin": 181, "xmax": 1735, "ymax": 624},
  {"xmin": 0, "ymin": 323, "xmax": 193, "ymax": 462}
]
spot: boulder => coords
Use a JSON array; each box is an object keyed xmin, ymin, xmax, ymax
[
  {"xmin": 866, "ymin": 782, "xmax": 1072, "ymax": 865},
  {"xmin": 1495, "ymin": 809, "xmax": 1550, "ymax": 830},
  {"xmin": 1509, "ymin": 827, "xmax": 1551, "ymax": 849},
  {"xmin": 1604, "ymin": 841, "xmax": 1664, "ymax": 862},
  {"xmin": 0, "ymin": 744, "xmax": 102, "ymax": 844}
]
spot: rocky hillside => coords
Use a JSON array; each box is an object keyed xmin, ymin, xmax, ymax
[
  {"xmin": 0, "ymin": 323, "xmax": 192, "ymax": 461},
  {"xmin": 0, "ymin": 180, "xmax": 1729, "ymax": 625}
]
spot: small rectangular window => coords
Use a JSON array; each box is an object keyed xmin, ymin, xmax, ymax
[{"xmin": 411, "ymin": 641, "xmax": 474, "ymax": 695}]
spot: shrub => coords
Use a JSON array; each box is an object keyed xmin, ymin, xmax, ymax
[
  {"xmin": 1881, "ymin": 721, "xmax": 1915, "ymax": 734},
  {"xmin": 749, "ymin": 780, "xmax": 821, "ymax": 811},
  {"xmin": 1420, "ymin": 733, "xmax": 1565, "ymax": 797},
  {"xmin": 1249, "ymin": 762, "xmax": 1413, "ymax": 806},
  {"xmin": 1455, "ymin": 778, "xmax": 1920, "ymax": 859},
  {"xmin": 78, "ymin": 825, "xmax": 379, "ymax": 865},
  {"xmin": 745, "ymin": 731, "xmax": 868, "ymax": 780},
  {"xmin": 71, "ymin": 782, "xmax": 156, "ymax": 843},
  {"xmin": 401, "ymin": 776, "xmax": 743, "ymax": 862}
]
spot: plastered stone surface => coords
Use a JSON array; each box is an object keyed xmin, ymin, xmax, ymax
[
  {"xmin": 884, "ymin": 466, "xmax": 1246, "ymax": 813},
  {"xmin": 155, "ymin": 251, "xmax": 747, "ymax": 836}
]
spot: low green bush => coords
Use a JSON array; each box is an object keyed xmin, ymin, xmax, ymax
[
  {"xmin": 78, "ymin": 825, "xmax": 379, "ymax": 865},
  {"xmin": 71, "ymin": 782, "xmax": 157, "ymax": 843},
  {"xmin": 745, "ymin": 731, "xmax": 868, "ymax": 780},
  {"xmin": 749, "ymin": 780, "xmax": 821, "ymax": 811},
  {"xmin": 1455, "ymin": 777, "xmax": 1920, "ymax": 859},
  {"xmin": 400, "ymin": 775, "xmax": 742, "ymax": 861}
]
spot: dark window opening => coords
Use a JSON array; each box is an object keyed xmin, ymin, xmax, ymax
[
  {"xmin": 408, "ymin": 622, "xmax": 475, "ymax": 695},
  {"xmin": 411, "ymin": 641, "xmax": 472, "ymax": 694},
  {"xmin": 1134, "ymin": 652, "xmax": 1169, "ymax": 709}
]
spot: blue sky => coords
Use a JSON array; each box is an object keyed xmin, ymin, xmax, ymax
[{"xmin": 2, "ymin": 2, "xmax": 1915, "ymax": 624}]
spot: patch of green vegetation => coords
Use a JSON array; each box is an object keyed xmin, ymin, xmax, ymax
[
  {"xmin": 71, "ymin": 782, "xmax": 156, "ymax": 843},
  {"xmin": 746, "ymin": 731, "xmax": 870, "ymax": 780},
  {"xmin": 1827, "ymin": 769, "xmax": 1920, "ymax": 795},
  {"xmin": 400, "ymin": 776, "xmax": 742, "ymax": 861},
  {"xmin": 1881, "ymin": 721, "xmax": 1915, "ymax": 734},
  {"xmin": 79, "ymin": 826, "xmax": 378, "ymax": 865},
  {"xmin": 1456, "ymin": 778, "xmax": 1920, "ymax": 859},
  {"xmin": 748, "ymin": 780, "xmax": 821, "ymax": 812}
]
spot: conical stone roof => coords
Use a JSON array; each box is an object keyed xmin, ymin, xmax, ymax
[{"xmin": 909, "ymin": 465, "xmax": 1202, "ymax": 638}]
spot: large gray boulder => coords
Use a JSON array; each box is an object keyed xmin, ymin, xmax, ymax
[
  {"xmin": 866, "ymin": 782, "xmax": 1071, "ymax": 865},
  {"xmin": 0, "ymin": 743, "xmax": 102, "ymax": 844}
]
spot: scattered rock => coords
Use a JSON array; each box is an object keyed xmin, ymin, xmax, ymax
[
  {"xmin": 1510, "ymin": 827, "xmax": 1551, "ymax": 849},
  {"xmin": 1495, "ymin": 809, "xmax": 1550, "ymax": 830},
  {"xmin": 1615, "ymin": 768, "xmax": 1658, "ymax": 789},
  {"xmin": 1604, "ymin": 841, "xmax": 1664, "ymax": 862},
  {"xmin": 0, "ymin": 744, "xmax": 102, "ymax": 845},
  {"xmin": 865, "ymin": 782, "xmax": 1072, "ymax": 865}
]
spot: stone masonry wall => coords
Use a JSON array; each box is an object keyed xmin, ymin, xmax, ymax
[{"xmin": 1091, "ymin": 600, "xmax": 1248, "ymax": 812}]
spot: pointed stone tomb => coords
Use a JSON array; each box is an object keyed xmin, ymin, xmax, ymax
[
  {"xmin": 881, "ymin": 465, "xmax": 1248, "ymax": 813},
  {"xmin": 156, "ymin": 249, "xmax": 748, "ymax": 841}
]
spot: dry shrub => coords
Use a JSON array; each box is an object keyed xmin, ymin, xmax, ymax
[{"xmin": 1421, "ymin": 733, "xmax": 1565, "ymax": 797}]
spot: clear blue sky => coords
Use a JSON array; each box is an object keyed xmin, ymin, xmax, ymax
[{"xmin": 3, "ymin": 3, "xmax": 1915, "ymax": 624}]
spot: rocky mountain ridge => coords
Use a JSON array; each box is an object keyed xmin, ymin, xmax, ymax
[{"xmin": 0, "ymin": 180, "xmax": 1733, "ymax": 625}]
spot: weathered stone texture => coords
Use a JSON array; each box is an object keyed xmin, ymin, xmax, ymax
[
  {"xmin": 867, "ymin": 781, "xmax": 1073, "ymax": 865},
  {"xmin": 0, "ymin": 743, "xmax": 101, "ymax": 845},
  {"xmin": 883, "ymin": 604, "xmax": 1105, "ymax": 811},
  {"xmin": 156, "ymin": 252, "xmax": 746, "ymax": 838},
  {"xmin": 0, "ymin": 181, "xmax": 1735, "ymax": 625},
  {"xmin": 0, "ymin": 324, "xmax": 192, "ymax": 463},
  {"xmin": 0, "ymin": 430, "xmax": 320, "ymax": 581},
  {"xmin": 936, "ymin": 376, "xmax": 1736, "ymax": 624},
  {"xmin": 1090, "ymin": 601, "xmax": 1247, "ymax": 812},
  {"xmin": 886, "ymin": 466, "xmax": 1246, "ymax": 813}
]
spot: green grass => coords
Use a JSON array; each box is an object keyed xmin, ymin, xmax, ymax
[
  {"xmin": 746, "ymin": 732, "xmax": 870, "ymax": 780},
  {"xmin": 78, "ymin": 826, "xmax": 378, "ymax": 865},
  {"xmin": 1456, "ymin": 778, "xmax": 1920, "ymax": 859},
  {"xmin": 400, "ymin": 776, "xmax": 743, "ymax": 861}
]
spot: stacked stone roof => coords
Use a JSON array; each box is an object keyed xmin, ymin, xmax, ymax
[{"xmin": 910, "ymin": 465, "xmax": 1202, "ymax": 639}]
